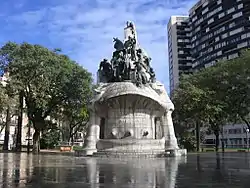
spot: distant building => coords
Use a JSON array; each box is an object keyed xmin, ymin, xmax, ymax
[
  {"xmin": 168, "ymin": 0, "xmax": 250, "ymax": 93},
  {"xmin": 167, "ymin": 16, "xmax": 193, "ymax": 95},
  {"xmin": 168, "ymin": 0, "xmax": 250, "ymax": 146},
  {"xmin": 189, "ymin": 0, "xmax": 250, "ymax": 71},
  {"xmin": 0, "ymin": 72, "xmax": 34, "ymax": 150},
  {"xmin": 204, "ymin": 124, "xmax": 250, "ymax": 148}
]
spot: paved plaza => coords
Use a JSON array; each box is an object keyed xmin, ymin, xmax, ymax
[{"xmin": 0, "ymin": 153, "xmax": 250, "ymax": 187}]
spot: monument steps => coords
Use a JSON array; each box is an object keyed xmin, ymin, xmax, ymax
[{"xmin": 93, "ymin": 151, "xmax": 165, "ymax": 158}]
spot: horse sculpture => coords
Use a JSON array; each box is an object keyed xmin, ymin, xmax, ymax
[{"xmin": 113, "ymin": 37, "xmax": 124, "ymax": 51}]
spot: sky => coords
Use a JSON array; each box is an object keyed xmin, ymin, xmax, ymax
[{"xmin": 0, "ymin": 0, "xmax": 196, "ymax": 91}]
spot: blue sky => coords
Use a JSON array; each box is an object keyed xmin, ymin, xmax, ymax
[{"xmin": 0, "ymin": 0, "xmax": 196, "ymax": 91}]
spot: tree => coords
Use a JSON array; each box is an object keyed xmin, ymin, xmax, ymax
[
  {"xmin": 172, "ymin": 64, "xmax": 229, "ymax": 152},
  {"xmin": 0, "ymin": 75, "xmax": 19, "ymax": 151},
  {"xmin": 172, "ymin": 77, "xmax": 206, "ymax": 151},
  {"xmin": 15, "ymin": 91, "xmax": 24, "ymax": 151},
  {"xmin": 173, "ymin": 49, "xmax": 250, "ymax": 152},
  {"xmin": 40, "ymin": 128, "xmax": 60, "ymax": 149},
  {"xmin": 60, "ymin": 105, "xmax": 89, "ymax": 144},
  {"xmin": 223, "ymin": 50, "xmax": 250, "ymax": 129},
  {"xmin": 0, "ymin": 42, "xmax": 93, "ymax": 153}
]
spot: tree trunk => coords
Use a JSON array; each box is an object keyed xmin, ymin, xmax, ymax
[
  {"xmin": 195, "ymin": 121, "xmax": 200, "ymax": 152},
  {"xmin": 68, "ymin": 128, "xmax": 72, "ymax": 144},
  {"xmin": 15, "ymin": 91, "xmax": 24, "ymax": 152},
  {"xmin": 27, "ymin": 120, "xmax": 31, "ymax": 153},
  {"xmin": 70, "ymin": 135, "xmax": 74, "ymax": 146},
  {"xmin": 241, "ymin": 116, "xmax": 250, "ymax": 129},
  {"xmin": 214, "ymin": 130, "xmax": 220, "ymax": 152},
  {"xmin": 3, "ymin": 107, "xmax": 11, "ymax": 151},
  {"xmin": 32, "ymin": 129, "xmax": 40, "ymax": 153}
]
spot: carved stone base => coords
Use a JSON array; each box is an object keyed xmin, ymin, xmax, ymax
[
  {"xmin": 96, "ymin": 139, "xmax": 165, "ymax": 151},
  {"xmin": 164, "ymin": 149, "xmax": 187, "ymax": 157},
  {"xmin": 92, "ymin": 151, "xmax": 165, "ymax": 158},
  {"xmin": 81, "ymin": 149, "xmax": 97, "ymax": 156}
]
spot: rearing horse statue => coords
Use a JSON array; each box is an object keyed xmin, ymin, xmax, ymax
[{"xmin": 113, "ymin": 37, "xmax": 124, "ymax": 51}]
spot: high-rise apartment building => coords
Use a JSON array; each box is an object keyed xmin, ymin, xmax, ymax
[
  {"xmin": 190, "ymin": 0, "xmax": 250, "ymax": 70},
  {"xmin": 168, "ymin": 0, "xmax": 250, "ymax": 94},
  {"xmin": 168, "ymin": 16, "xmax": 193, "ymax": 94}
]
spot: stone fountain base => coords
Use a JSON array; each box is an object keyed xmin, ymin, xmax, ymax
[{"xmin": 77, "ymin": 139, "xmax": 187, "ymax": 158}]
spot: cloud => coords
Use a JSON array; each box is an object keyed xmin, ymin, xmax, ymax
[{"xmin": 1, "ymin": 0, "xmax": 196, "ymax": 92}]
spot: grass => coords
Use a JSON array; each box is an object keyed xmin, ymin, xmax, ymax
[
  {"xmin": 190, "ymin": 147, "xmax": 250, "ymax": 153},
  {"xmin": 72, "ymin": 145, "xmax": 84, "ymax": 151}
]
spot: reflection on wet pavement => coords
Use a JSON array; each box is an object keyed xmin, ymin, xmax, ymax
[{"xmin": 0, "ymin": 153, "xmax": 250, "ymax": 187}]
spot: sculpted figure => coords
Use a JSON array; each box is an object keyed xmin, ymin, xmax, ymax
[
  {"xmin": 98, "ymin": 59, "xmax": 113, "ymax": 83},
  {"xmin": 113, "ymin": 37, "xmax": 124, "ymax": 51},
  {"xmin": 126, "ymin": 21, "xmax": 134, "ymax": 29},
  {"xmin": 124, "ymin": 36, "xmax": 137, "ymax": 61},
  {"xmin": 144, "ymin": 56, "xmax": 151, "ymax": 69},
  {"xmin": 112, "ymin": 51, "xmax": 127, "ymax": 81},
  {"xmin": 134, "ymin": 61, "xmax": 148, "ymax": 86},
  {"xmin": 149, "ymin": 67, "xmax": 156, "ymax": 83}
]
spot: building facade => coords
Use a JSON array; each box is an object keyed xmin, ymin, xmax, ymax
[
  {"xmin": 204, "ymin": 124, "xmax": 250, "ymax": 148},
  {"xmin": 167, "ymin": 16, "xmax": 193, "ymax": 95},
  {"xmin": 168, "ymin": 0, "xmax": 250, "ymax": 93},
  {"xmin": 190, "ymin": 0, "xmax": 250, "ymax": 70},
  {"xmin": 0, "ymin": 73, "xmax": 34, "ymax": 150}
]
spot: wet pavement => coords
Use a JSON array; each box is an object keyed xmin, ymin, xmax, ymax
[{"xmin": 0, "ymin": 152, "xmax": 250, "ymax": 188}]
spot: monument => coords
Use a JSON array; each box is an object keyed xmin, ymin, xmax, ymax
[{"xmin": 83, "ymin": 21, "xmax": 187, "ymax": 157}]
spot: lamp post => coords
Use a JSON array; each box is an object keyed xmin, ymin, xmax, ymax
[{"xmin": 246, "ymin": 128, "xmax": 249, "ymax": 152}]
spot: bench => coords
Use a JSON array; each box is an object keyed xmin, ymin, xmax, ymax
[{"xmin": 60, "ymin": 146, "xmax": 72, "ymax": 152}]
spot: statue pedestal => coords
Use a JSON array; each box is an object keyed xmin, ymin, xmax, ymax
[
  {"xmin": 79, "ymin": 82, "xmax": 187, "ymax": 158},
  {"xmin": 165, "ymin": 149, "xmax": 187, "ymax": 157}
]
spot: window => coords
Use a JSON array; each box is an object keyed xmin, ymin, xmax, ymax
[
  {"xmin": 195, "ymin": 26, "xmax": 201, "ymax": 32},
  {"xmin": 208, "ymin": 18, "xmax": 214, "ymax": 24},
  {"xmin": 203, "ymin": 1, "xmax": 209, "ymax": 7},
  {"xmin": 242, "ymin": 33, "xmax": 247, "ymax": 39},
  {"xmin": 229, "ymin": 27, "xmax": 243, "ymax": 36},
  {"xmin": 238, "ymin": 3, "xmax": 243, "ymax": 9},
  {"xmin": 228, "ymin": 53, "xmax": 238, "ymax": 59},
  {"xmin": 227, "ymin": 7, "xmax": 235, "ymax": 14},
  {"xmin": 202, "ymin": 7, "xmax": 209, "ymax": 15},
  {"xmin": 233, "ymin": 12, "xmax": 243, "ymax": 19},
  {"xmin": 208, "ymin": 47, "xmax": 213, "ymax": 52},
  {"xmin": 237, "ymin": 42, "xmax": 248, "ymax": 48},
  {"xmin": 229, "ymin": 22, "xmax": 235, "ymax": 28},
  {"xmin": 192, "ymin": 16, "xmax": 197, "ymax": 22},
  {"xmin": 217, "ymin": 51, "xmax": 222, "ymax": 55},
  {"xmin": 221, "ymin": 33, "xmax": 228, "ymax": 39}
]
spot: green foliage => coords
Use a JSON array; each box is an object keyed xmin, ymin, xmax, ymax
[
  {"xmin": 173, "ymin": 49, "xmax": 250, "ymax": 151},
  {"xmin": 179, "ymin": 132, "xmax": 196, "ymax": 152},
  {"xmin": 0, "ymin": 42, "xmax": 93, "ymax": 152},
  {"xmin": 40, "ymin": 129, "xmax": 60, "ymax": 149},
  {"xmin": 0, "ymin": 84, "xmax": 8, "ymax": 113}
]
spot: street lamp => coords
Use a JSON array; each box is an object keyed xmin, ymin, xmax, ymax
[{"xmin": 245, "ymin": 128, "xmax": 249, "ymax": 152}]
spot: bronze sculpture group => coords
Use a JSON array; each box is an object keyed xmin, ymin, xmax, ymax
[{"xmin": 98, "ymin": 21, "xmax": 156, "ymax": 86}]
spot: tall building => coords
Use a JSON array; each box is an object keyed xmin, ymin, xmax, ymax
[
  {"xmin": 168, "ymin": 16, "xmax": 193, "ymax": 95},
  {"xmin": 168, "ymin": 0, "xmax": 250, "ymax": 93},
  {"xmin": 190, "ymin": 0, "xmax": 250, "ymax": 70}
]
